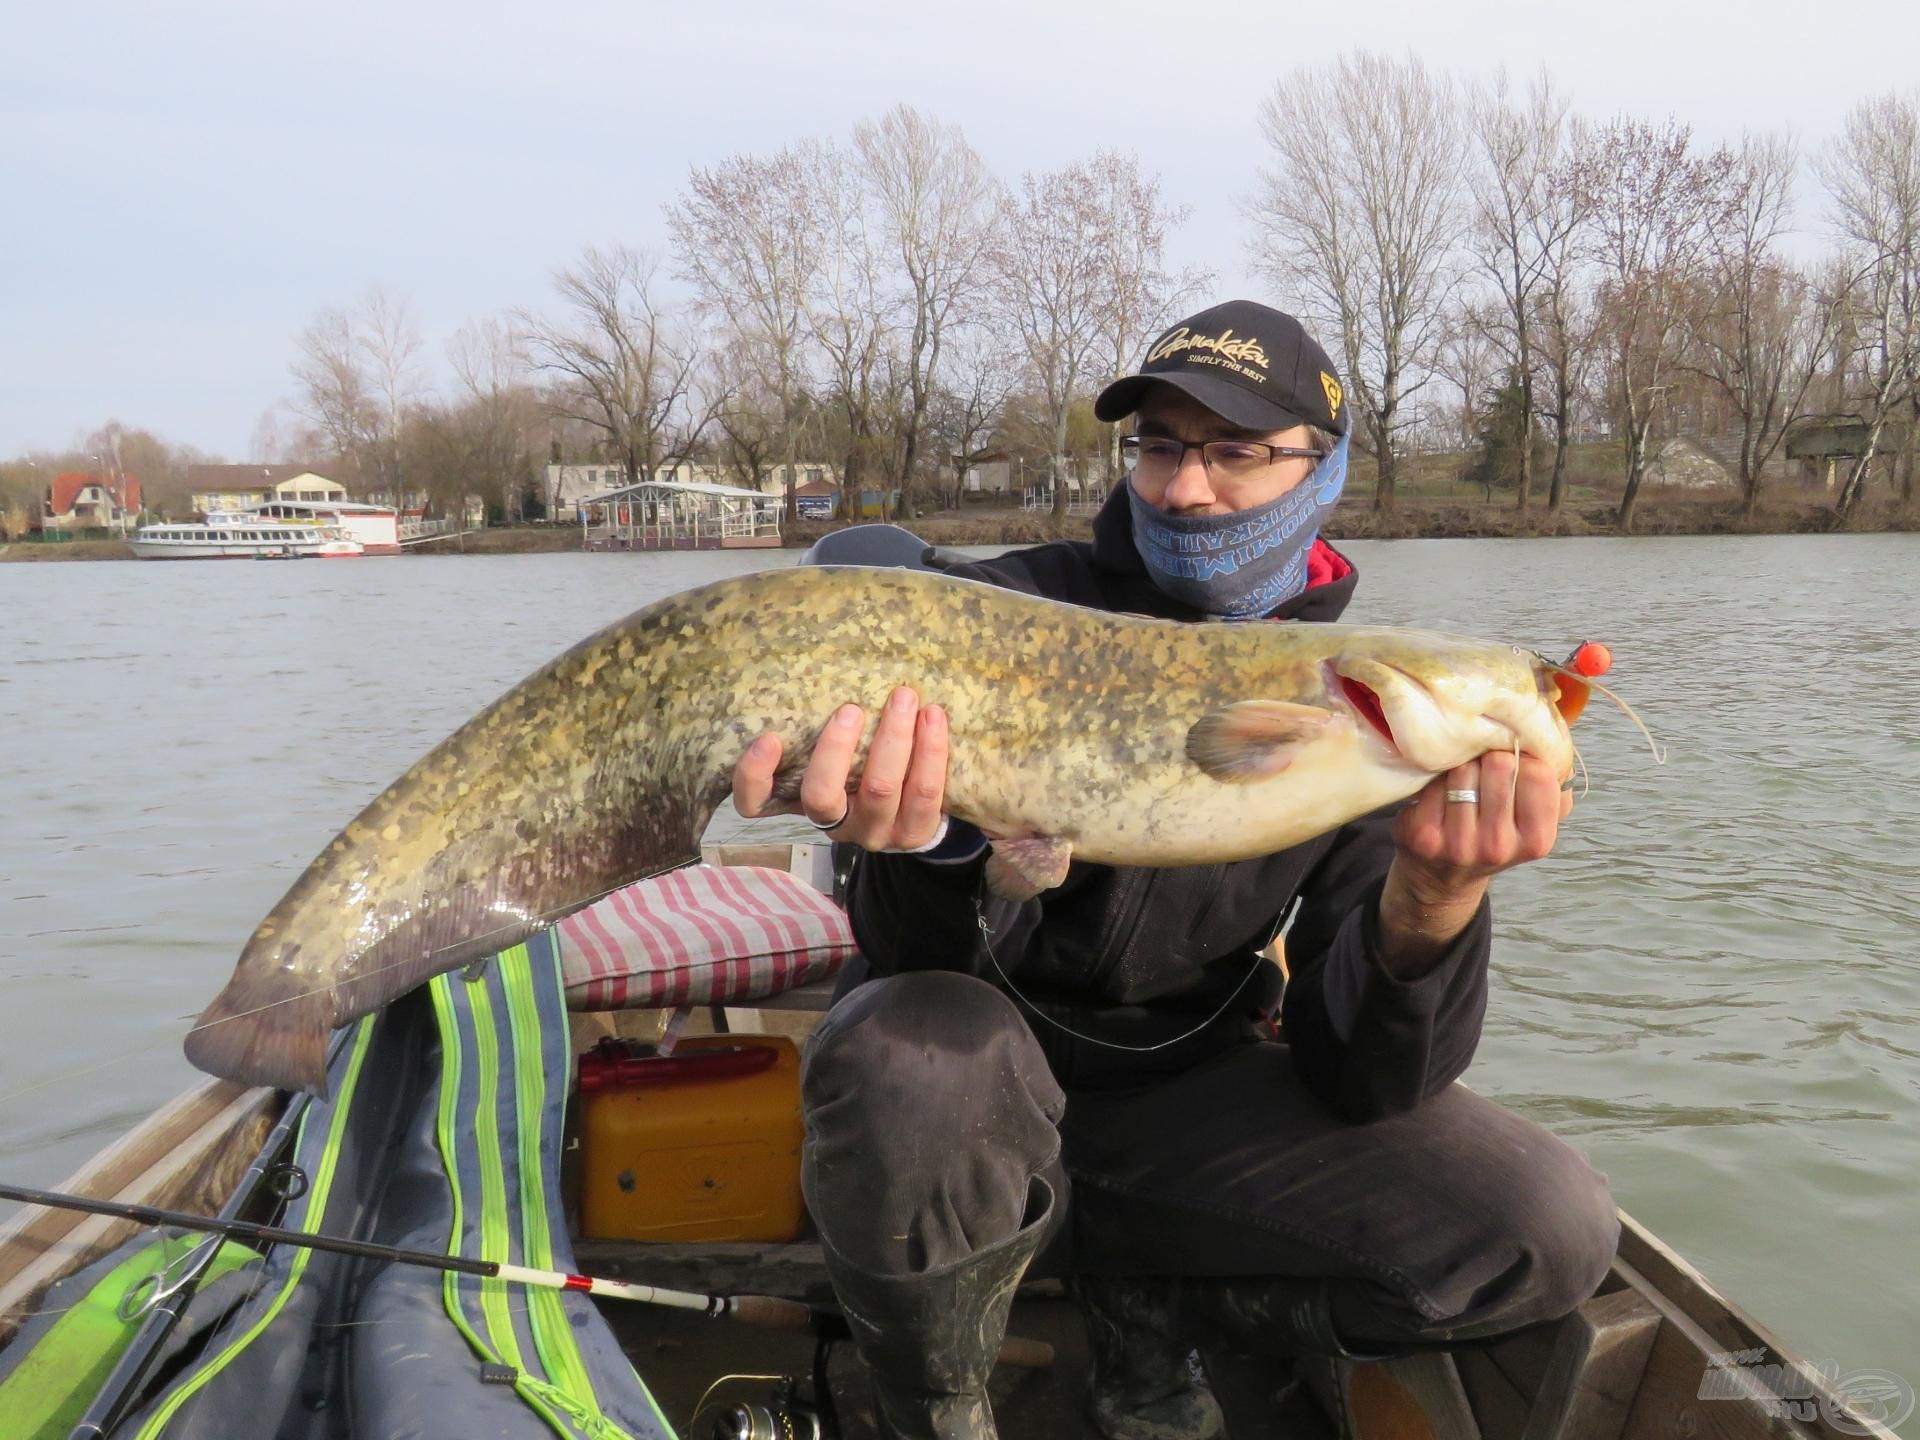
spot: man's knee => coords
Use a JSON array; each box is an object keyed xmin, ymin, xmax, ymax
[
  {"xmin": 1331, "ymin": 1101, "xmax": 1621, "ymax": 1344},
  {"xmin": 801, "ymin": 972, "xmax": 1067, "ymax": 1275},
  {"xmin": 1471, "ymin": 1135, "xmax": 1619, "ymax": 1333},
  {"xmin": 803, "ymin": 971, "xmax": 1062, "ymax": 1133}
]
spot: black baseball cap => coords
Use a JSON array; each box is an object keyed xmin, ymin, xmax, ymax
[{"xmin": 1094, "ymin": 300, "xmax": 1349, "ymax": 437}]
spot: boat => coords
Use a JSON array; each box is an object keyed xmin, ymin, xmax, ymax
[
  {"xmin": 0, "ymin": 839, "xmax": 1900, "ymax": 1440},
  {"xmin": 129, "ymin": 520, "xmax": 364, "ymax": 560},
  {"xmin": 250, "ymin": 499, "xmax": 404, "ymax": 556}
]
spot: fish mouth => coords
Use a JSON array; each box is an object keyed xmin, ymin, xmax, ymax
[
  {"xmin": 1339, "ymin": 674, "xmax": 1397, "ymax": 752},
  {"xmin": 1333, "ymin": 654, "xmax": 1568, "ymax": 780},
  {"xmin": 1329, "ymin": 659, "xmax": 1425, "ymax": 763},
  {"xmin": 1331, "ymin": 657, "xmax": 1504, "ymax": 774}
]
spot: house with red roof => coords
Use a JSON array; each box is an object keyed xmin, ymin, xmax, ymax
[{"xmin": 39, "ymin": 471, "xmax": 142, "ymax": 534}]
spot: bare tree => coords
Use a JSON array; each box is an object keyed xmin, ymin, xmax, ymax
[
  {"xmin": 805, "ymin": 142, "xmax": 897, "ymax": 517},
  {"xmin": 519, "ymin": 246, "xmax": 720, "ymax": 491},
  {"xmin": 291, "ymin": 309, "xmax": 378, "ymax": 488},
  {"xmin": 1575, "ymin": 118, "xmax": 1736, "ymax": 529},
  {"xmin": 1433, "ymin": 303, "xmax": 1503, "ymax": 454},
  {"xmin": 1818, "ymin": 93, "xmax": 1920, "ymax": 516},
  {"xmin": 1680, "ymin": 133, "xmax": 1837, "ymax": 512},
  {"xmin": 855, "ymin": 106, "xmax": 995, "ymax": 511},
  {"xmin": 1469, "ymin": 71, "xmax": 1578, "ymax": 510},
  {"xmin": 1248, "ymin": 51, "xmax": 1466, "ymax": 510},
  {"xmin": 289, "ymin": 286, "xmax": 422, "ymax": 500},
  {"xmin": 668, "ymin": 147, "xmax": 822, "ymax": 521},
  {"xmin": 249, "ymin": 408, "xmax": 286, "ymax": 464},
  {"xmin": 709, "ymin": 330, "xmax": 786, "ymax": 493},
  {"xmin": 448, "ymin": 316, "xmax": 539, "ymax": 520},
  {"xmin": 361, "ymin": 287, "xmax": 424, "ymax": 449},
  {"xmin": 991, "ymin": 162, "xmax": 1111, "ymax": 515},
  {"xmin": 927, "ymin": 319, "xmax": 1021, "ymax": 508},
  {"xmin": 1534, "ymin": 129, "xmax": 1600, "ymax": 513},
  {"xmin": 1085, "ymin": 150, "xmax": 1209, "ymax": 486}
]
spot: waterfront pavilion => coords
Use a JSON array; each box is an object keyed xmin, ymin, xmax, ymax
[{"xmin": 577, "ymin": 478, "xmax": 783, "ymax": 551}]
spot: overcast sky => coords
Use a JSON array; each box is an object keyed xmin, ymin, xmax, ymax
[{"xmin": 3, "ymin": 0, "xmax": 1914, "ymax": 459}]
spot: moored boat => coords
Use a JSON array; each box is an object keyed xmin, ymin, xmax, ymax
[
  {"xmin": 129, "ymin": 521, "xmax": 364, "ymax": 560},
  {"xmin": 250, "ymin": 499, "xmax": 403, "ymax": 555},
  {"xmin": 0, "ymin": 843, "xmax": 1902, "ymax": 1440}
]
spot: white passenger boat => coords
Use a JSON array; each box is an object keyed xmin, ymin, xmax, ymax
[
  {"xmin": 129, "ymin": 521, "xmax": 364, "ymax": 560},
  {"xmin": 252, "ymin": 499, "xmax": 403, "ymax": 555}
]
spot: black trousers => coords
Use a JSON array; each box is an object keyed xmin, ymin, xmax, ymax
[{"xmin": 800, "ymin": 971, "xmax": 1619, "ymax": 1347}]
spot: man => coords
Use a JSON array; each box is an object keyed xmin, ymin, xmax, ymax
[{"xmin": 733, "ymin": 301, "xmax": 1617, "ymax": 1440}]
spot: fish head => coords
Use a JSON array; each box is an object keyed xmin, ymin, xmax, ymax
[{"xmin": 1328, "ymin": 634, "xmax": 1576, "ymax": 782}]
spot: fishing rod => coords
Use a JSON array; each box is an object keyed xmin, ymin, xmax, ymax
[{"xmin": 0, "ymin": 1180, "xmax": 1054, "ymax": 1370}]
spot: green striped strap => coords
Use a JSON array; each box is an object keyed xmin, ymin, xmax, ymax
[
  {"xmin": 432, "ymin": 946, "xmax": 669, "ymax": 1439},
  {"xmin": 0, "ymin": 1239, "xmax": 257, "ymax": 1440},
  {"xmin": 134, "ymin": 1017, "xmax": 378, "ymax": 1440}
]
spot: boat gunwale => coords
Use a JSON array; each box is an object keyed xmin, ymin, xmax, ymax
[{"xmin": 0, "ymin": 1081, "xmax": 282, "ymax": 1347}]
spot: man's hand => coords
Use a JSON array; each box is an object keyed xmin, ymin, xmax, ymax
[
  {"xmin": 1377, "ymin": 750, "xmax": 1574, "ymax": 978},
  {"xmin": 730, "ymin": 686, "xmax": 952, "ymax": 852}
]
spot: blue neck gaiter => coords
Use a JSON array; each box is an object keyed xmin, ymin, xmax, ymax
[{"xmin": 1128, "ymin": 431, "xmax": 1350, "ymax": 618}]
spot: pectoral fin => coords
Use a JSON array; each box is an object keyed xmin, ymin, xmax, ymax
[
  {"xmin": 1186, "ymin": 701, "xmax": 1335, "ymax": 783},
  {"xmin": 984, "ymin": 836, "xmax": 1074, "ymax": 901}
]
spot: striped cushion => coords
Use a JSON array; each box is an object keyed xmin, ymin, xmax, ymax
[{"xmin": 555, "ymin": 865, "xmax": 855, "ymax": 1010}]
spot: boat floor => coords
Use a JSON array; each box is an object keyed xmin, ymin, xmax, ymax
[{"xmin": 597, "ymin": 1286, "xmax": 1334, "ymax": 1440}]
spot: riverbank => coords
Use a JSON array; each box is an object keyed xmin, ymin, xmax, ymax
[
  {"xmin": 5, "ymin": 491, "xmax": 1912, "ymax": 562},
  {"xmin": 0, "ymin": 538, "xmax": 136, "ymax": 561},
  {"xmin": 788, "ymin": 490, "xmax": 1917, "ymax": 547}
]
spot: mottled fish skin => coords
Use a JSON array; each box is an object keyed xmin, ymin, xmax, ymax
[{"xmin": 184, "ymin": 565, "xmax": 1578, "ymax": 1092}]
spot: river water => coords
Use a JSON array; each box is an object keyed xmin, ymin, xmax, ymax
[{"xmin": 2, "ymin": 537, "xmax": 1915, "ymax": 1372}]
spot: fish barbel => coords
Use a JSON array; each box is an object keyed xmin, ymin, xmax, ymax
[{"xmin": 185, "ymin": 565, "xmax": 1587, "ymax": 1092}]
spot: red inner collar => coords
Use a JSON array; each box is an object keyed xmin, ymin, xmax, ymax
[{"xmin": 1305, "ymin": 538, "xmax": 1351, "ymax": 591}]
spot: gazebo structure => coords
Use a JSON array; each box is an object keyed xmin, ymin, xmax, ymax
[{"xmin": 578, "ymin": 478, "xmax": 783, "ymax": 551}]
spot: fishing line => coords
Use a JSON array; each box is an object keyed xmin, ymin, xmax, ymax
[
  {"xmin": 0, "ymin": 805, "xmax": 824, "ymax": 1111},
  {"xmin": 1534, "ymin": 654, "xmax": 1667, "ymax": 765},
  {"xmin": 0, "ymin": 1034, "xmax": 193, "ymax": 1110},
  {"xmin": 972, "ymin": 896, "xmax": 1300, "ymax": 1053},
  {"xmin": 183, "ymin": 812, "xmax": 824, "ymax": 1044},
  {"xmin": 0, "ymin": 849, "xmax": 717, "ymax": 1112}
]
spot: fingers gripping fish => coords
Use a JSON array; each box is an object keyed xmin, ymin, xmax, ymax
[{"xmin": 185, "ymin": 566, "xmax": 1586, "ymax": 1092}]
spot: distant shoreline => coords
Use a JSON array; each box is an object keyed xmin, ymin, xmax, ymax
[{"xmin": 4, "ymin": 493, "xmax": 1912, "ymax": 563}]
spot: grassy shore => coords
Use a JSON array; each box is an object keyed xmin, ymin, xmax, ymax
[
  {"xmin": 403, "ymin": 526, "xmax": 585, "ymax": 554},
  {"xmin": 0, "ymin": 538, "xmax": 135, "ymax": 561}
]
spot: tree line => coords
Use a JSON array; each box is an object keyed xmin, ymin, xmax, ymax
[
  {"xmin": 6, "ymin": 62, "xmax": 1916, "ymax": 534},
  {"xmin": 1253, "ymin": 63, "xmax": 1918, "ymax": 525}
]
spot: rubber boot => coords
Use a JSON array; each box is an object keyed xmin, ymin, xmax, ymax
[
  {"xmin": 823, "ymin": 1177, "xmax": 1055, "ymax": 1440},
  {"xmin": 1075, "ymin": 1276, "xmax": 1224, "ymax": 1440}
]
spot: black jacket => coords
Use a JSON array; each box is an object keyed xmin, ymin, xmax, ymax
[{"xmin": 843, "ymin": 489, "xmax": 1492, "ymax": 1121}]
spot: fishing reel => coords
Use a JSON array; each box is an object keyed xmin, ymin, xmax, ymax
[
  {"xmin": 709, "ymin": 1385, "xmax": 827, "ymax": 1440},
  {"xmin": 699, "ymin": 1338, "xmax": 839, "ymax": 1440}
]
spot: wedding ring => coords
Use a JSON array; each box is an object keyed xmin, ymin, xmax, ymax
[
  {"xmin": 807, "ymin": 806, "xmax": 851, "ymax": 832},
  {"xmin": 1444, "ymin": 788, "xmax": 1480, "ymax": 805}
]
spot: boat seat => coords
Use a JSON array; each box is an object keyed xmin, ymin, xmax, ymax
[
  {"xmin": 742, "ymin": 978, "xmax": 840, "ymax": 1012},
  {"xmin": 554, "ymin": 860, "xmax": 855, "ymax": 1014}
]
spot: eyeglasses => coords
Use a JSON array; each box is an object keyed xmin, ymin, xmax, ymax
[{"xmin": 1120, "ymin": 434, "xmax": 1325, "ymax": 491}]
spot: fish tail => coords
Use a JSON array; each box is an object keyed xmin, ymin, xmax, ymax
[{"xmin": 184, "ymin": 982, "xmax": 334, "ymax": 1096}]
